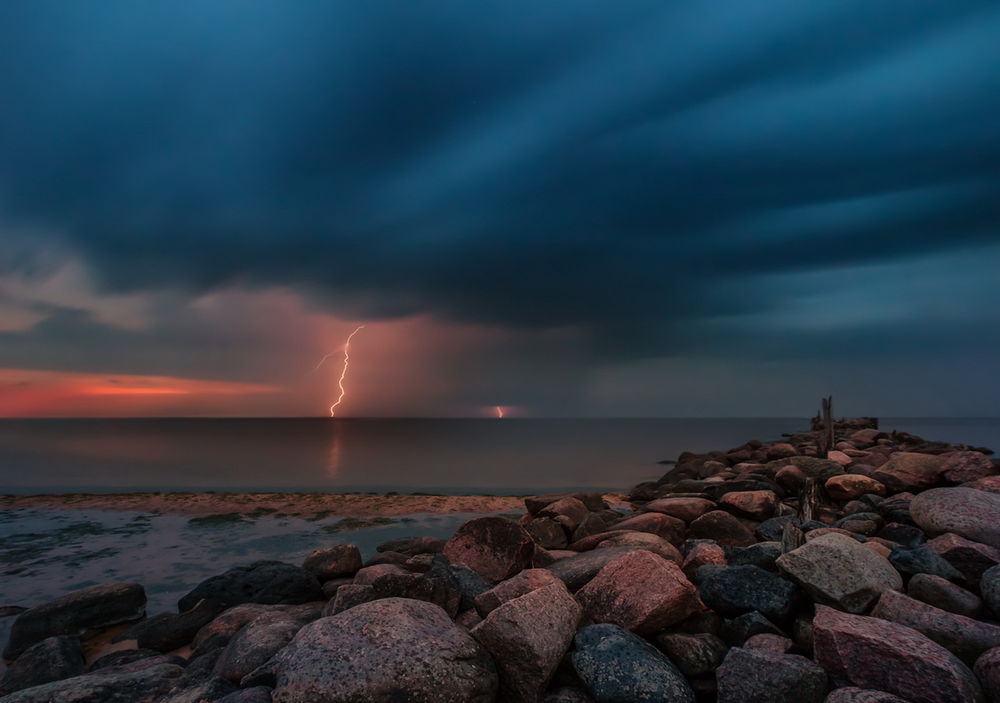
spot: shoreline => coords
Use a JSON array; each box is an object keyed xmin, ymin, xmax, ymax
[{"xmin": 0, "ymin": 492, "xmax": 538, "ymax": 517}]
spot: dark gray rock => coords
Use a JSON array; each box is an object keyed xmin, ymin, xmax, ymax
[
  {"xmin": 300, "ymin": 544, "xmax": 362, "ymax": 581},
  {"xmin": 723, "ymin": 543, "xmax": 782, "ymax": 569},
  {"xmin": 716, "ymin": 646, "xmax": 826, "ymax": 703},
  {"xmin": 889, "ymin": 546, "xmax": 964, "ymax": 582},
  {"xmin": 756, "ymin": 516, "xmax": 800, "ymax": 543},
  {"xmin": 88, "ymin": 648, "xmax": 174, "ymax": 672},
  {"xmin": 375, "ymin": 536, "xmax": 445, "ymax": 555},
  {"xmin": 3, "ymin": 583, "xmax": 146, "ymax": 658},
  {"xmin": 0, "ymin": 662, "xmax": 184, "ymax": 703},
  {"xmin": 212, "ymin": 611, "xmax": 304, "ymax": 684},
  {"xmin": 121, "ymin": 599, "xmax": 224, "ymax": 652},
  {"xmin": 877, "ymin": 523, "xmax": 926, "ymax": 548},
  {"xmin": 217, "ymin": 687, "xmax": 273, "ymax": 703},
  {"xmin": 160, "ymin": 676, "xmax": 238, "ymax": 703},
  {"xmin": 654, "ymin": 632, "xmax": 728, "ymax": 678},
  {"xmin": 370, "ymin": 572, "xmax": 461, "ymax": 617},
  {"xmin": 983, "ymin": 565, "xmax": 1000, "ymax": 616},
  {"xmin": 699, "ymin": 565, "xmax": 799, "ymax": 622},
  {"xmin": 720, "ymin": 611, "xmax": 785, "ymax": 645},
  {"xmin": 569, "ymin": 624, "xmax": 695, "ymax": 703},
  {"xmin": 547, "ymin": 547, "xmax": 639, "ymax": 591},
  {"xmin": 908, "ymin": 573, "xmax": 982, "ymax": 617},
  {"xmin": 0, "ymin": 635, "xmax": 85, "ymax": 695},
  {"xmin": 177, "ymin": 561, "xmax": 322, "ymax": 612}
]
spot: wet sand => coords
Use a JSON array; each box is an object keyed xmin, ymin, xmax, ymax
[{"xmin": 0, "ymin": 492, "xmax": 531, "ymax": 518}]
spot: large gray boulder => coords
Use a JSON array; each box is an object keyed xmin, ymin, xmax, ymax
[
  {"xmin": 269, "ymin": 598, "xmax": 497, "ymax": 702},
  {"xmin": 776, "ymin": 532, "xmax": 901, "ymax": 613},
  {"xmin": 911, "ymin": 488, "xmax": 1000, "ymax": 549},
  {"xmin": 178, "ymin": 561, "xmax": 323, "ymax": 612},
  {"xmin": 716, "ymin": 646, "xmax": 827, "ymax": 703},
  {"xmin": 0, "ymin": 635, "xmax": 85, "ymax": 695},
  {"xmin": 0, "ymin": 662, "xmax": 184, "ymax": 703}
]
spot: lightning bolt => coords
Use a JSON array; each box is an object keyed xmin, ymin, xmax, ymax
[
  {"xmin": 496, "ymin": 405, "xmax": 504, "ymax": 419},
  {"xmin": 313, "ymin": 325, "xmax": 365, "ymax": 417}
]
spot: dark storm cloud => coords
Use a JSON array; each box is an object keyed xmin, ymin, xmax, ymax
[{"xmin": 1, "ymin": 0, "xmax": 999, "ymax": 360}]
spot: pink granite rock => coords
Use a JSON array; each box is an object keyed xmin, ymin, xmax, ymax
[
  {"xmin": 942, "ymin": 451, "xmax": 996, "ymax": 484},
  {"xmin": 973, "ymin": 647, "xmax": 1000, "ymax": 703},
  {"xmin": 611, "ymin": 512, "xmax": 686, "ymax": 545},
  {"xmin": 644, "ymin": 497, "xmax": 716, "ymax": 523},
  {"xmin": 812, "ymin": 605, "xmax": 983, "ymax": 703},
  {"xmin": 689, "ymin": 510, "xmax": 756, "ymax": 547},
  {"xmin": 871, "ymin": 452, "xmax": 946, "ymax": 493},
  {"xmin": 682, "ymin": 542, "xmax": 727, "ymax": 580},
  {"xmin": 444, "ymin": 516, "xmax": 535, "ymax": 582},
  {"xmin": 471, "ymin": 580, "xmax": 582, "ymax": 703},
  {"xmin": 575, "ymin": 550, "xmax": 700, "ymax": 634},
  {"xmin": 924, "ymin": 532, "xmax": 1000, "ymax": 582},
  {"xmin": 825, "ymin": 475, "xmax": 886, "ymax": 501},
  {"xmin": 719, "ymin": 490, "xmax": 778, "ymax": 520},
  {"xmin": 474, "ymin": 568, "xmax": 559, "ymax": 616},
  {"xmin": 911, "ymin": 487, "xmax": 1000, "ymax": 549},
  {"xmin": 594, "ymin": 532, "xmax": 681, "ymax": 562}
]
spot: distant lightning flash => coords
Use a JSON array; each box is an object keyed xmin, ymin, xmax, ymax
[
  {"xmin": 313, "ymin": 325, "xmax": 365, "ymax": 417},
  {"xmin": 496, "ymin": 405, "xmax": 504, "ymax": 419}
]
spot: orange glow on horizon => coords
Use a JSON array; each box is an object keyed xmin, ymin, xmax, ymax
[{"xmin": 0, "ymin": 368, "xmax": 279, "ymax": 417}]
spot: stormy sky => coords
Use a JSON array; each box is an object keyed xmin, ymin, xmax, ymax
[{"xmin": 1, "ymin": 1, "xmax": 999, "ymax": 417}]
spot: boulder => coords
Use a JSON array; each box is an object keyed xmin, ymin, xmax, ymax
[
  {"xmin": 213, "ymin": 611, "xmax": 304, "ymax": 683},
  {"xmin": 570, "ymin": 624, "xmax": 695, "ymax": 703},
  {"xmin": 720, "ymin": 611, "xmax": 785, "ymax": 645},
  {"xmin": 698, "ymin": 565, "xmax": 799, "ymax": 622},
  {"xmin": 443, "ymin": 517, "xmax": 535, "ymax": 582},
  {"xmin": 888, "ymin": 546, "xmax": 964, "ymax": 582},
  {"xmin": 538, "ymin": 497, "xmax": 589, "ymax": 530},
  {"xmin": 689, "ymin": 510, "xmax": 756, "ymax": 547},
  {"xmin": 871, "ymin": 452, "xmax": 946, "ymax": 492},
  {"xmin": 907, "ymin": 573, "xmax": 982, "ymax": 617},
  {"xmin": 0, "ymin": 635, "xmax": 85, "ymax": 695},
  {"xmin": 122, "ymin": 599, "xmax": 224, "ymax": 653},
  {"xmin": 353, "ymin": 563, "xmax": 408, "ymax": 585},
  {"xmin": 575, "ymin": 550, "xmax": 700, "ymax": 634},
  {"xmin": 825, "ymin": 475, "xmax": 886, "ymax": 501},
  {"xmin": 375, "ymin": 536, "xmax": 445, "ymax": 555},
  {"xmin": 0, "ymin": 663, "xmax": 184, "ymax": 703},
  {"xmin": 474, "ymin": 568, "xmax": 559, "ymax": 616},
  {"xmin": 191, "ymin": 604, "xmax": 275, "ymax": 654},
  {"xmin": 744, "ymin": 632, "xmax": 795, "ymax": 653},
  {"xmin": 719, "ymin": 490, "xmax": 778, "ymax": 520},
  {"xmin": 270, "ymin": 598, "xmax": 497, "ymax": 702},
  {"xmin": 872, "ymin": 589, "xmax": 1000, "ymax": 663},
  {"xmin": 716, "ymin": 646, "xmax": 826, "ymax": 703},
  {"xmin": 682, "ymin": 542, "xmax": 726, "ymax": 580},
  {"xmin": 525, "ymin": 517, "xmax": 569, "ymax": 549},
  {"xmin": 370, "ymin": 572, "xmax": 461, "ymax": 618},
  {"xmin": 178, "ymin": 562, "xmax": 322, "ymax": 612},
  {"xmin": 911, "ymin": 487, "xmax": 1000, "ymax": 548},
  {"xmin": 812, "ymin": 605, "xmax": 984, "ymax": 703},
  {"xmin": 301, "ymin": 545, "xmax": 362, "ymax": 581},
  {"xmin": 942, "ymin": 450, "xmax": 995, "ymax": 484},
  {"xmin": 593, "ymin": 531, "xmax": 681, "ymax": 562},
  {"xmin": 825, "ymin": 689, "xmax": 910, "ymax": 703},
  {"xmin": 984, "ymin": 565, "xmax": 1000, "ymax": 617},
  {"xmin": 217, "ymin": 687, "xmax": 272, "ymax": 703},
  {"xmin": 644, "ymin": 497, "xmax": 716, "ymax": 523},
  {"xmin": 776, "ymin": 532, "xmax": 902, "ymax": 613},
  {"xmin": 925, "ymin": 532, "xmax": 1000, "ymax": 582},
  {"xmin": 160, "ymin": 676, "xmax": 238, "ymax": 703},
  {"xmin": 654, "ymin": 632, "xmax": 727, "ymax": 677},
  {"xmin": 768, "ymin": 456, "xmax": 844, "ymax": 480},
  {"xmin": 610, "ymin": 512, "xmax": 685, "ymax": 545},
  {"xmin": 3, "ymin": 583, "xmax": 146, "ymax": 659},
  {"xmin": 974, "ymin": 647, "xmax": 1000, "ymax": 703},
  {"xmin": 756, "ymin": 515, "xmax": 800, "ymax": 542},
  {"xmin": 326, "ymin": 584, "xmax": 375, "ymax": 615},
  {"xmin": 471, "ymin": 580, "xmax": 581, "ymax": 702},
  {"xmin": 724, "ymin": 542, "xmax": 782, "ymax": 570},
  {"xmin": 546, "ymin": 547, "xmax": 639, "ymax": 591}
]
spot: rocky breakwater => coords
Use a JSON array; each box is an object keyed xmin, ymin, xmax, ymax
[{"xmin": 3, "ymin": 418, "xmax": 1000, "ymax": 702}]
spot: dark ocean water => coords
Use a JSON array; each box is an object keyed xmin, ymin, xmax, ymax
[{"xmin": 0, "ymin": 417, "xmax": 996, "ymax": 495}]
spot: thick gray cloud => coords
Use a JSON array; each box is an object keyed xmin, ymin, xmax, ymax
[{"xmin": 1, "ymin": 1, "xmax": 999, "ymax": 414}]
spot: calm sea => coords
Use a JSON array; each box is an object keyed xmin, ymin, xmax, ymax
[{"xmin": 0, "ymin": 417, "xmax": 997, "ymax": 495}]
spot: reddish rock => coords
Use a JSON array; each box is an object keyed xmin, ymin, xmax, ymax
[
  {"xmin": 966, "ymin": 476, "xmax": 1000, "ymax": 495},
  {"xmin": 719, "ymin": 490, "xmax": 778, "ymax": 520},
  {"xmin": 871, "ymin": 452, "xmax": 946, "ymax": 493},
  {"xmin": 775, "ymin": 465, "xmax": 808, "ymax": 491},
  {"xmin": 766, "ymin": 443, "xmax": 798, "ymax": 460},
  {"xmin": 471, "ymin": 581, "xmax": 582, "ymax": 703},
  {"xmin": 537, "ymin": 497, "xmax": 589, "ymax": 530},
  {"xmin": 925, "ymin": 532, "xmax": 1000, "ymax": 582},
  {"xmin": 546, "ymin": 547, "xmax": 638, "ymax": 591},
  {"xmin": 973, "ymin": 647, "xmax": 1000, "ymax": 703},
  {"xmin": 444, "ymin": 517, "xmax": 536, "ymax": 582},
  {"xmin": 689, "ymin": 510, "xmax": 757, "ymax": 547},
  {"xmin": 474, "ymin": 568, "xmax": 559, "ymax": 616},
  {"xmin": 911, "ymin": 488, "xmax": 1000, "ymax": 549},
  {"xmin": 850, "ymin": 429, "xmax": 886, "ymax": 445},
  {"xmin": 827, "ymin": 450, "xmax": 854, "ymax": 467},
  {"xmin": 301, "ymin": 544, "xmax": 362, "ymax": 582},
  {"xmin": 611, "ymin": 512, "xmax": 686, "ymax": 545},
  {"xmin": 213, "ymin": 611, "xmax": 303, "ymax": 683},
  {"xmin": 644, "ymin": 497, "xmax": 716, "ymax": 523},
  {"xmin": 825, "ymin": 475, "xmax": 886, "ymax": 501},
  {"xmin": 942, "ymin": 451, "xmax": 996, "ymax": 484},
  {"xmin": 353, "ymin": 563, "xmax": 408, "ymax": 585},
  {"xmin": 871, "ymin": 589, "xmax": 1000, "ymax": 664},
  {"xmin": 812, "ymin": 605, "xmax": 984, "ymax": 703},
  {"xmin": 744, "ymin": 633, "xmax": 795, "ymax": 654},
  {"xmin": 594, "ymin": 532, "xmax": 681, "ymax": 562},
  {"xmin": 270, "ymin": 598, "xmax": 497, "ymax": 702},
  {"xmin": 654, "ymin": 632, "xmax": 728, "ymax": 677},
  {"xmin": 525, "ymin": 517, "xmax": 568, "ymax": 549},
  {"xmin": 804, "ymin": 527, "xmax": 857, "ymax": 541},
  {"xmin": 682, "ymin": 542, "xmax": 727, "ymax": 580},
  {"xmin": 575, "ymin": 550, "xmax": 700, "ymax": 634}
]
